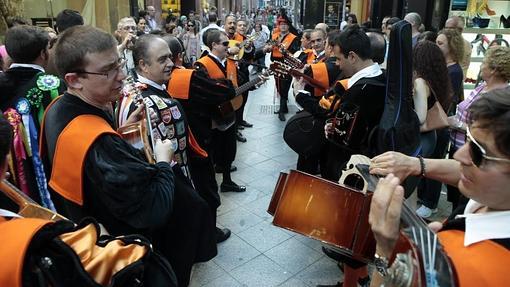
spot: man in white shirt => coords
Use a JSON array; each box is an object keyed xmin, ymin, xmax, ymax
[
  {"xmin": 199, "ymin": 13, "xmax": 224, "ymax": 50},
  {"xmin": 116, "ymin": 17, "xmax": 137, "ymax": 73}
]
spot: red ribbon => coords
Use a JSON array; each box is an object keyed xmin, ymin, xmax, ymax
[{"xmin": 4, "ymin": 109, "xmax": 31, "ymax": 197}]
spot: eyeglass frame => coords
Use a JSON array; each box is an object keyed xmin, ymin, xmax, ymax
[
  {"xmin": 466, "ymin": 125, "xmax": 510, "ymax": 168},
  {"xmin": 72, "ymin": 58, "xmax": 126, "ymax": 79}
]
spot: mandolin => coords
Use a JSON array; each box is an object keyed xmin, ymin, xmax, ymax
[
  {"xmin": 270, "ymin": 61, "xmax": 328, "ymax": 92},
  {"xmin": 0, "ymin": 180, "xmax": 67, "ymax": 221},
  {"xmin": 211, "ymin": 69, "xmax": 271, "ymax": 131},
  {"xmin": 227, "ymin": 32, "xmax": 260, "ymax": 61}
]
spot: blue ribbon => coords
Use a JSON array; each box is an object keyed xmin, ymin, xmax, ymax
[{"xmin": 28, "ymin": 115, "xmax": 56, "ymax": 211}]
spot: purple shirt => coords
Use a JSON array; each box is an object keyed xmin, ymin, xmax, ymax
[{"xmin": 450, "ymin": 83, "xmax": 485, "ymax": 148}]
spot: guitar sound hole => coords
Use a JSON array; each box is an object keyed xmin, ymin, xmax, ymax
[{"xmin": 343, "ymin": 174, "xmax": 366, "ymax": 191}]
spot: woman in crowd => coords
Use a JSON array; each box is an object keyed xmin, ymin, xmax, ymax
[
  {"xmin": 136, "ymin": 16, "xmax": 147, "ymax": 36},
  {"xmin": 251, "ymin": 23, "xmax": 268, "ymax": 72},
  {"xmin": 182, "ymin": 19, "xmax": 201, "ymax": 67},
  {"xmin": 415, "ymin": 28, "xmax": 464, "ymax": 218},
  {"xmin": 446, "ymin": 46, "xmax": 510, "ymax": 210}
]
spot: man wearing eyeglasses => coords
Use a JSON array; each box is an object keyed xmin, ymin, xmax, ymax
[
  {"xmin": 40, "ymin": 25, "xmax": 192, "ymax": 286},
  {"xmin": 0, "ymin": 25, "xmax": 65, "ymax": 209},
  {"xmin": 116, "ymin": 17, "xmax": 137, "ymax": 73},
  {"xmin": 368, "ymin": 87, "xmax": 510, "ymax": 286}
]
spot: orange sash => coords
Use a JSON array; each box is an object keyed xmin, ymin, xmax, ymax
[
  {"xmin": 167, "ymin": 68, "xmax": 194, "ymax": 99},
  {"xmin": 233, "ymin": 33, "xmax": 245, "ymax": 42},
  {"xmin": 0, "ymin": 217, "xmax": 52, "ymax": 287},
  {"xmin": 438, "ymin": 230, "xmax": 510, "ymax": 286},
  {"xmin": 271, "ymin": 32, "xmax": 297, "ymax": 58},
  {"xmin": 49, "ymin": 115, "xmax": 119, "ymax": 206},
  {"xmin": 196, "ymin": 55, "xmax": 238, "ymax": 87},
  {"xmin": 310, "ymin": 62, "xmax": 329, "ymax": 97},
  {"xmin": 306, "ymin": 51, "xmax": 316, "ymax": 64}
]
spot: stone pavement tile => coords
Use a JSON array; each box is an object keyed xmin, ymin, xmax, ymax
[
  {"xmin": 278, "ymin": 277, "xmax": 310, "ymax": 287},
  {"xmin": 238, "ymin": 220, "xmax": 292, "ymax": 252},
  {"xmin": 296, "ymin": 256, "xmax": 343, "ymax": 287},
  {"xmin": 217, "ymin": 206, "xmax": 264, "ymax": 234},
  {"xmin": 294, "ymin": 234, "xmax": 327, "ymax": 253},
  {"xmin": 220, "ymin": 187, "xmax": 265, "ymax": 207},
  {"xmin": 251, "ymin": 159, "xmax": 289, "ymax": 175},
  {"xmin": 236, "ymin": 151, "xmax": 272, "ymax": 166},
  {"xmin": 231, "ymin": 165, "xmax": 269, "ymax": 184},
  {"xmin": 230, "ymin": 255, "xmax": 293, "ymax": 287},
  {"xmin": 264, "ymin": 237, "xmax": 323, "ymax": 274},
  {"xmin": 201, "ymin": 274, "xmax": 244, "ymax": 287},
  {"xmin": 243, "ymin": 194, "xmax": 273, "ymax": 220},
  {"xmin": 213, "ymin": 234, "xmax": 261, "ymax": 271},
  {"xmin": 189, "ymin": 261, "xmax": 227, "ymax": 287},
  {"xmin": 259, "ymin": 143, "xmax": 294, "ymax": 158},
  {"xmin": 272, "ymin": 151, "xmax": 298, "ymax": 166},
  {"xmin": 247, "ymin": 174, "xmax": 280, "ymax": 195},
  {"xmin": 217, "ymin": 195, "xmax": 239, "ymax": 216}
]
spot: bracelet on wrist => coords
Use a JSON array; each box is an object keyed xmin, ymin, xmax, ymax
[{"xmin": 418, "ymin": 156, "xmax": 426, "ymax": 177}]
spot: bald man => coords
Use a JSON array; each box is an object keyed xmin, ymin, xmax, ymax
[{"xmin": 445, "ymin": 16, "xmax": 472, "ymax": 79}]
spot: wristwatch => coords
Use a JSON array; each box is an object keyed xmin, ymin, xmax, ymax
[{"xmin": 374, "ymin": 252, "xmax": 389, "ymax": 277}]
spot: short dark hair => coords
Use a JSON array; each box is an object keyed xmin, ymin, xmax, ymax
[
  {"xmin": 133, "ymin": 34, "xmax": 162, "ymax": 68},
  {"xmin": 54, "ymin": 25, "xmax": 117, "ymax": 78},
  {"xmin": 327, "ymin": 30, "xmax": 341, "ymax": 46},
  {"xmin": 333, "ymin": 25, "xmax": 371, "ymax": 60},
  {"xmin": 5, "ymin": 25, "xmax": 49, "ymax": 63},
  {"xmin": 0, "ymin": 116, "xmax": 12, "ymax": 166},
  {"xmin": 366, "ymin": 32, "xmax": 386, "ymax": 64},
  {"xmin": 206, "ymin": 29, "xmax": 224, "ymax": 49},
  {"xmin": 162, "ymin": 35, "xmax": 183, "ymax": 63},
  {"xmin": 139, "ymin": 10, "xmax": 148, "ymax": 18},
  {"xmin": 417, "ymin": 31, "xmax": 437, "ymax": 43},
  {"xmin": 55, "ymin": 9, "xmax": 84, "ymax": 33},
  {"xmin": 208, "ymin": 13, "xmax": 218, "ymax": 24},
  {"xmin": 302, "ymin": 29, "xmax": 314, "ymax": 40},
  {"xmin": 469, "ymin": 86, "xmax": 510, "ymax": 157}
]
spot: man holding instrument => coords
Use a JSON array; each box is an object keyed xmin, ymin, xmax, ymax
[
  {"xmin": 41, "ymin": 26, "xmax": 214, "ymax": 287},
  {"xmin": 369, "ymin": 87, "xmax": 510, "ymax": 286}
]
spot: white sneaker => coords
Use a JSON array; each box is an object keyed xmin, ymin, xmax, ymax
[{"xmin": 416, "ymin": 205, "xmax": 437, "ymax": 218}]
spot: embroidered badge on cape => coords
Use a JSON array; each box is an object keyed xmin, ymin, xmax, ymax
[
  {"xmin": 170, "ymin": 106, "xmax": 181, "ymax": 119},
  {"xmin": 26, "ymin": 87, "xmax": 44, "ymax": 109},
  {"xmin": 36, "ymin": 74, "xmax": 60, "ymax": 91}
]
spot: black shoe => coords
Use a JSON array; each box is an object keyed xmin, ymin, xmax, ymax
[
  {"xmin": 236, "ymin": 131, "xmax": 247, "ymax": 143},
  {"xmin": 322, "ymin": 246, "xmax": 344, "ymax": 262},
  {"xmin": 216, "ymin": 227, "xmax": 231, "ymax": 243},
  {"xmin": 221, "ymin": 181, "xmax": 246, "ymax": 192},
  {"xmin": 278, "ymin": 112, "xmax": 286, "ymax": 121},
  {"xmin": 214, "ymin": 165, "xmax": 238, "ymax": 173},
  {"xmin": 240, "ymin": 120, "xmax": 253, "ymax": 128}
]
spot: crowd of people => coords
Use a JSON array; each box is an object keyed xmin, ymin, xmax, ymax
[{"xmin": 0, "ymin": 4, "xmax": 509, "ymax": 287}]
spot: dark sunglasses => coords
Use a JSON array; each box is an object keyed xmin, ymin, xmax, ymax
[
  {"xmin": 188, "ymin": 24, "xmax": 194, "ymax": 27},
  {"xmin": 466, "ymin": 126, "xmax": 510, "ymax": 168},
  {"xmin": 221, "ymin": 41, "xmax": 229, "ymax": 47}
]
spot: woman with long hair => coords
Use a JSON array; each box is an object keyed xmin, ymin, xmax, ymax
[
  {"xmin": 415, "ymin": 29, "xmax": 465, "ymax": 218},
  {"xmin": 412, "ymin": 40, "xmax": 454, "ymax": 217},
  {"xmin": 182, "ymin": 19, "xmax": 201, "ymax": 67}
]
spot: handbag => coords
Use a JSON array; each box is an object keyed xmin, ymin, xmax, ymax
[{"xmin": 420, "ymin": 85, "xmax": 449, "ymax": 132}]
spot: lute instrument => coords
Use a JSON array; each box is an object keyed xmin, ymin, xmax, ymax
[
  {"xmin": 269, "ymin": 61, "xmax": 328, "ymax": 92},
  {"xmin": 0, "ymin": 179, "xmax": 67, "ymax": 221},
  {"xmin": 268, "ymin": 155, "xmax": 457, "ymax": 286},
  {"xmin": 227, "ymin": 32, "xmax": 260, "ymax": 61}
]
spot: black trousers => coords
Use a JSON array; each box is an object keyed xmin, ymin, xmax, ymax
[
  {"xmin": 236, "ymin": 91, "xmax": 249, "ymax": 124},
  {"xmin": 211, "ymin": 124, "xmax": 237, "ymax": 169},
  {"xmin": 276, "ymin": 76, "xmax": 291, "ymax": 112}
]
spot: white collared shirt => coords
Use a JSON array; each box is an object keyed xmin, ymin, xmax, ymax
[
  {"xmin": 455, "ymin": 200, "xmax": 510, "ymax": 246},
  {"xmin": 136, "ymin": 74, "xmax": 166, "ymax": 91},
  {"xmin": 10, "ymin": 63, "xmax": 45, "ymax": 73},
  {"xmin": 207, "ymin": 53, "xmax": 226, "ymax": 68},
  {"xmin": 347, "ymin": 63, "xmax": 382, "ymax": 89}
]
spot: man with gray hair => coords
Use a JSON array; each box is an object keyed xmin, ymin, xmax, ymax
[
  {"xmin": 445, "ymin": 16, "xmax": 472, "ymax": 79},
  {"xmin": 404, "ymin": 12, "xmax": 422, "ymax": 47},
  {"xmin": 116, "ymin": 17, "xmax": 137, "ymax": 72}
]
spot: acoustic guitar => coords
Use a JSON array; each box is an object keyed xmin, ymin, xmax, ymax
[
  {"xmin": 269, "ymin": 61, "xmax": 328, "ymax": 92},
  {"xmin": 227, "ymin": 32, "xmax": 260, "ymax": 61},
  {"xmin": 268, "ymin": 155, "xmax": 456, "ymax": 286},
  {"xmin": 0, "ymin": 180, "xmax": 67, "ymax": 221},
  {"xmin": 211, "ymin": 69, "xmax": 271, "ymax": 131}
]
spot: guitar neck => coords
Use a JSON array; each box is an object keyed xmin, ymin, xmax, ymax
[
  {"xmin": 235, "ymin": 76, "xmax": 263, "ymax": 96},
  {"xmin": 290, "ymin": 70, "xmax": 328, "ymax": 91}
]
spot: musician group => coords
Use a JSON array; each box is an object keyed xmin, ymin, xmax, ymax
[{"xmin": 0, "ymin": 7, "xmax": 509, "ymax": 287}]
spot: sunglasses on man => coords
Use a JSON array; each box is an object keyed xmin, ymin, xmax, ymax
[{"xmin": 466, "ymin": 126, "xmax": 510, "ymax": 168}]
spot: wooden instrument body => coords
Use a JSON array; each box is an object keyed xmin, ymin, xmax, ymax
[
  {"xmin": 227, "ymin": 32, "xmax": 260, "ymax": 61},
  {"xmin": 270, "ymin": 62, "xmax": 328, "ymax": 92},
  {"xmin": 269, "ymin": 170, "xmax": 375, "ymax": 263},
  {"xmin": 0, "ymin": 180, "xmax": 67, "ymax": 221}
]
